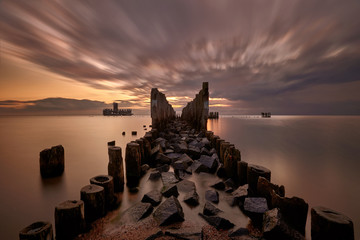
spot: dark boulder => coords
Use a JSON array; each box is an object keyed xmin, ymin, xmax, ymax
[
  {"xmin": 184, "ymin": 190, "xmax": 199, "ymax": 206},
  {"xmin": 228, "ymin": 227, "xmax": 250, "ymax": 238},
  {"xmin": 148, "ymin": 171, "xmax": 161, "ymax": 180},
  {"xmin": 119, "ymin": 202, "xmax": 153, "ymax": 223},
  {"xmin": 156, "ymin": 164, "xmax": 170, "ymax": 173},
  {"xmin": 142, "ymin": 190, "xmax": 162, "ymax": 206},
  {"xmin": 161, "ymin": 172, "xmax": 179, "ymax": 185},
  {"xmin": 210, "ymin": 181, "xmax": 225, "ymax": 190},
  {"xmin": 205, "ymin": 189, "xmax": 219, "ymax": 204},
  {"xmin": 203, "ymin": 201, "xmax": 222, "ymax": 216},
  {"xmin": 232, "ymin": 184, "xmax": 248, "ymax": 202},
  {"xmin": 191, "ymin": 160, "xmax": 209, "ymax": 173},
  {"xmin": 311, "ymin": 206, "xmax": 354, "ymax": 240},
  {"xmin": 177, "ymin": 179, "xmax": 196, "ymax": 193},
  {"xmin": 161, "ymin": 184, "xmax": 179, "ymax": 198},
  {"xmin": 156, "ymin": 153, "xmax": 172, "ymax": 164},
  {"xmin": 153, "ymin": 196, "xmax": 184, "ymax": 226},
  {"xmin": 199, "ymin": 213, "xmax": 234, "ymax": 230},
  {"xmin": 257, "ymin": 176, "xmax": 285, "ymax": 208},
  {"xmin": 199, "ymin": 155, "xmax": 218, "ymax": 173},
  {"xmin": 243, "ymin": 197, "xmax": 269, "ymax": 227}
]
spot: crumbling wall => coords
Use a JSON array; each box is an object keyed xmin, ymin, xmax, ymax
[
  {"xmin": 181, "ymin": 82, "xmax": 209, "ymax": 131},
  {"xmin": 151, "ymin": 88, "xmax": 176, "ymax": 130}
]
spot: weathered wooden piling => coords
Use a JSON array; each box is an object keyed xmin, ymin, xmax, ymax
[
  {"xmin": 151, "ymin": 88, "xmax": 176, "ymax": 130},
  {"xmin": 107, "ymin": 146, "xmax": 124, "ymax": 192},
  {"xmin": 311, "ymin": 206, "xmax": 354, "ymax": 240},
  {"xmin": 19, "ymin": 221, "xmax": 53, "ymax": 240},
  {"xmin": 54, "ymin": 200, "xmax": 85, "ymax": 240},
  {"xmin": 90, "ymin": 175, "xmax": 114, "ymax": 210},
  {"xmin": 237, "ymin": 161, "xmax": 248, "ymax": 186},
  {"xmin": 125, "ymin": 142, "xmax": 141, "ymax": 187},
  {"xmin": 39, "ymin": 145, "xmax": 64, "ymax": 178},
  {"xmin": 224, "ymin": 146, "xmax": 241, "ymax": 180},
  {"xmin": 219, "ymin": 141, "xmax": 231, "ymax": 163},
  {"xmin": 247, "ymin": 164, "xmax": 271, "ymax": 192},
  {"xmin": 181, "ymin": 82, "xmax": 209, "ymax": 131},
  {"xmin": 80, "ymin": 184, "xmax": 106, "ymax": 222}
]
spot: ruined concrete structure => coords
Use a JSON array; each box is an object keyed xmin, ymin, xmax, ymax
[
  {"xmin": 181, "ymin": 82, "xmax": 209, "ymax": 131},
  {"xmin": 151, "ymin": 88, "xmax": 176, "ymax": 130}
]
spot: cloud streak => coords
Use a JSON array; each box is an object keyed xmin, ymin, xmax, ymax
[{"xmin": 1, "ymin": 0, "xmax": 360, "ymax": 114}]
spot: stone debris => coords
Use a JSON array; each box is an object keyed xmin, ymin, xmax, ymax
[{"xmin": 153, "ymin": 196, "xmax": 184, "ymax": 226}]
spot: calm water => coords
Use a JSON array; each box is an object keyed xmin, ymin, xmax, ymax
[{"xmin": 0, "ymin": 115, "xmax": 359, "ymax": 239}]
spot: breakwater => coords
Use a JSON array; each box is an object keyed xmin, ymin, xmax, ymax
[{"xmin": 19, "ymin": 83, "xmax": 354, "ymax": 240}]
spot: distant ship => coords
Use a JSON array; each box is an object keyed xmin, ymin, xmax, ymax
[
  {"xmin": 261, "ymin": 112, "xmax": 271, "ymax": 118},
  {"xmin": 103, "ymin": 102, "xmax": 133, "ymax": 116}
]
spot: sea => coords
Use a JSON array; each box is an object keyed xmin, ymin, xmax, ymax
[{"xmin": 0, "ymin": 115, "xmax": 359, "ymax": 239}]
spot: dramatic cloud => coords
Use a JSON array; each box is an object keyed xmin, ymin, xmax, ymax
[
  {"xmin": 0, "ymin": 98, "xmax": 107, "ymax": 115},
  {"xmin": 1, "ymin": 0, "xmax": 360, "ymax": 114}
]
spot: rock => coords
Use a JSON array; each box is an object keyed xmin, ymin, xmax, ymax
[
  {"xmin": 54, "ymin": 200, "xmax": 85, "ymax": 240},
  {"xmin": 39, "ymin": 145, "xmax": 64, "ymax": 178},
  {"xmin": 141, "ymin": 164, "xmax": 150, "ymax": 175},
  {"xmin": 125, "ymin": 142, "xmax": 141, "ymax": 187},
  {"xmin": 178, "ymin": 153, "xmax": 194, "ymax": 166},
  {"xmin": 191, "ymin": 160, "xmax": 209, "ymax": 173},
  {"xmin": 129, "ymin": 187, "xmax": 139, "ymax": 193},
  {"xmin": 157, "ymin": 153, "xmax": 171, "ymax": 164},
  {"xmin": 108, "ymin": 146, "xmax": 124, "ymax": 192},
  {"xmin": 161, "ymin": 172, "xmax": 179, "ymax": 185},
  {"xmin": 263, "ymin": 208, "xmax": 304, "ymax": 240},
  {"xmin": 164, "ymin": 149, "xmax": 174, "ymax": 154},
  {"xmin": 247, "ymin": 164, "xmax": 271, "ymax": 192},
  {"xmin": 199, "ymin": 213, "xmax": 234, "ymax": 230},
  {"xmin": 228, "ymin": 227, "xmax": 250, "ymax": 238},
  {"xmin": 165, "ymin": 227, "xmax": 202, "ymax": 240},
  {"xmin": 224, "ymin": 178, "xmax": 236, "ymax": 189},
  {"xmin": 176, "ymin": 141, "xmax": 188, "ymax": 153},
  {"xmin": 311, "ymin": 206, "xmax": 354, "ymax": 240},
  {"xmin": 166, "ymin": 153, "xmax": 183, "ymax": 162},
  {"xmin": 188, "ymin": 146, "xmax": 201, "ymax": 159},
  {"xmin": 210, "ymin": 181, "xmax": 225, "ymax": 190},
  {"xmin": 145, "ymin": 230, "xmax": 163, "ymax": 240},
  {"xmin": 201, "ymin": 147, "xmax": 211, "ymax": 156},
  {"xmin": 175, "ymin": 169, "xmax": 191, "ymax": 180},
  {"xmin": 257, "ymin": 176, "xmax": 285, "ymax": 208},
  {"xmin": 161, "ymin": 184, "xmax": 179, "ymax": 198},
  {"xmin": 142, "ymin": 190, "xmax": 162, "ymax": 206},
  {"xmin": 120, "ymin": 202, "xmax": 153, "ymax": 223},
  {"xmin": 237, "ymin": 161, "xmax": 248, "ymax": 186},
  {"xmin": 216, "ymin": 164, "xmax": 227, "ymax": 178},
  {"xmin": 184, "ymin": 190, "xmax": 199, "ymax": 206},
  {"xmin": 148, "ymin": 171, "xmax": 161, "ymax": 180},
  {"xmin": 131, "ymin": 131, "xmax": 137, "ymax": 135},
  {"xmin": 232, "ymin": 184, "xmax": 248, "ymax": 203},
  {"xmin": 153, "ymin": 196, "xmax": 184, "ymax": 226},
  {"xmin": 205, "ymin": 189, "xmax": 219, "ymax": 204},
  {"xmin": 177, "ymin": 179, "xmax": 196, "ymax": 192},
  {"xmin": 271, "ymin": 194, "xmax": 308, "ymax": 235},
  {"xmin": 203, "ymin": 201, "xmax": 222, "ymax": 216},
  {"xmin": 80, "ymin": 184, "xmax": 105, "ymax": 222},
  {"xmin": 151, "ymin": 144, "xmax": 163, "ymax": 159},
  {"xmin": 19, "ymin": 221, "xmax": 53, "ymax": 240},
  {"xmin": 199, "ymin": 155, "xmax": 218, "ymax": 173},
  {"xmin": 156, "ymin": 164, "xmax": 170, "ymax": 173},
  {"xmin": 173, "ymin": 160, "xmax": 188, "ymax": 170},
  {"xmin": 243, "ymin": 197, "xmax": 268, "ymax": 227},
  {"xmin": 90, "ymin": 175, "xmax": 114, "ymax": 210}
]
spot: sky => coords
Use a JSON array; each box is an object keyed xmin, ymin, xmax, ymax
[{"xmin": 1, "ymin": 0, "xmax": 360, "ymax": 115}]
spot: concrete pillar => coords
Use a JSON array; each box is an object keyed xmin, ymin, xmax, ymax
[
  {"xmin": 80, "ymin": 184, "xmax": 105, "ymax": 223},
  {"xmin": 39, "ymin": 145, "xmax": 64, "ymax": 178},
  {"xmin": 107, "ymin": 146, "xmax": 124, "ymax": 192},
  {"xmin": 311, "ymin": 206, "xmax": 354, "ymax": 240},
  {"xmin": 90, "ymin": 175, "xmax": 114, "ymax": 210},
  {"xmin": 19, "ymin": 221, "xmax": 53, "ymax": 240},
  {"xmin": 54, "ymin": 200, "xmax": 85, "ymax": 240},
  {"xmin": 247, "ymin": 164, "xmax": 271, "ymax": 192},
  {"xmin": 125, "ymin": 142, "xmax": 141, "ymax": 187}
]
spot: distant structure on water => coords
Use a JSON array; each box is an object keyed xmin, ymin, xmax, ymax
[
  {"xmin": 261, "ymin": 112, "xmax": 271, "ymax": 118},
  {"xmin": 208, "ymin": 112, "xmax": 219, "ymax": 119},
  {"xmin": 103, "ymin": 102, "xmax": 133, "ymax": 116}
]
